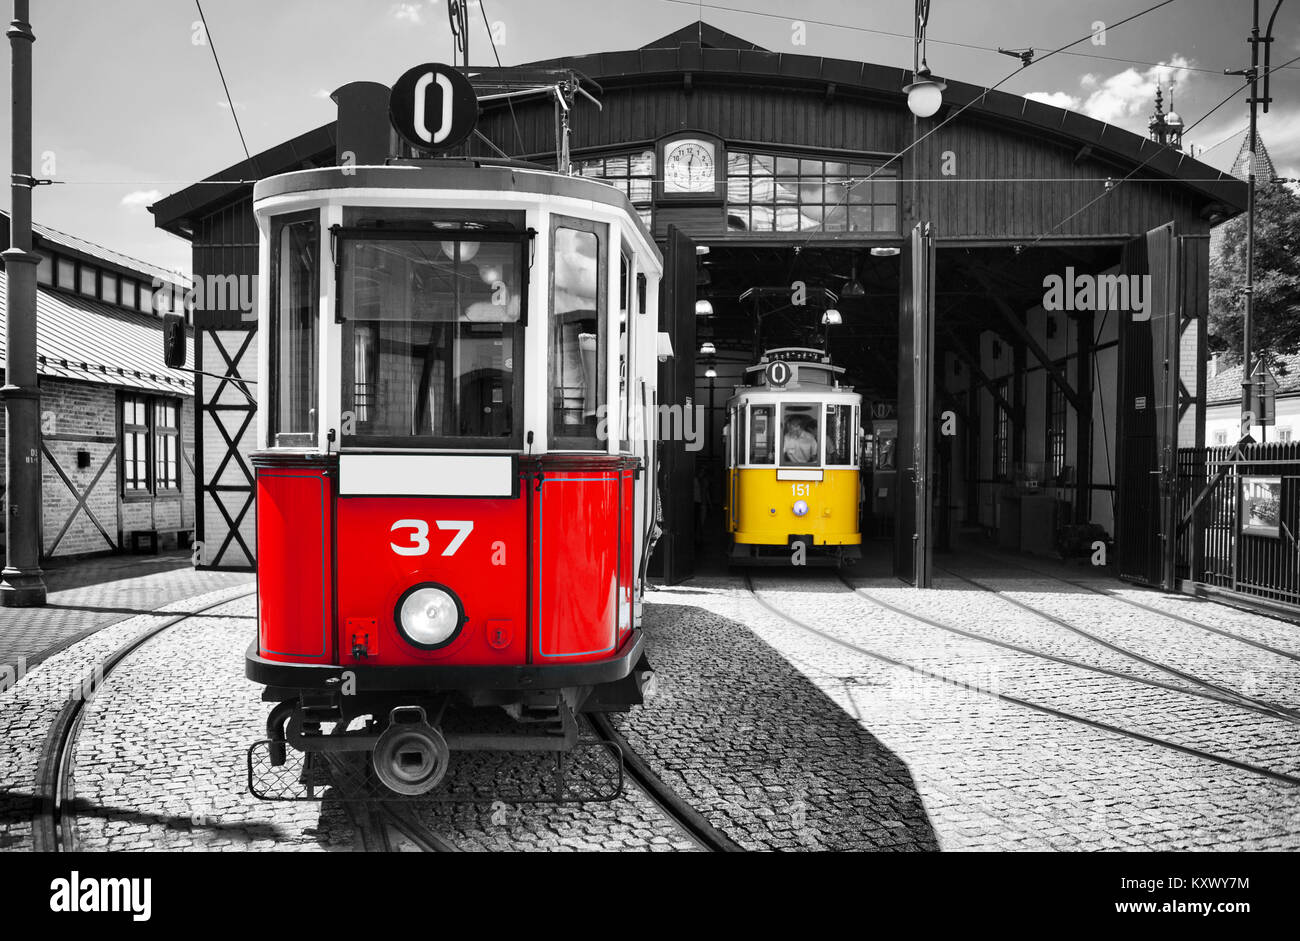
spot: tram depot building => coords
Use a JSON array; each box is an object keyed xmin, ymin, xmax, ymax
[
  {"xmin": 0, "ymin": 211, "xmax": 195, "ymax": 561},
  {"xmin": 151, "ymin": 22, "xmax": 1245, "ymax": 588}
]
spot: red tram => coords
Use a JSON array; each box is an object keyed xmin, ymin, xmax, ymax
[{"xmin": 245, "ymin": 151, "xmax": 665, "ymax": 795}]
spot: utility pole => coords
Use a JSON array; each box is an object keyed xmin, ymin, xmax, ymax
[
  {"xmin": 1227, "ymin": 0, "xmax": 1283, "ymax": 437},
  {"xmin": 1, "ymin": 0, "xmax": 46, "ymax": 606}
]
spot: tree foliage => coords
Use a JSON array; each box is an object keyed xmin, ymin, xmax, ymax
[{"xmin": 1208, "ymin": 182, "xmax": 1300, "ymax": 368}]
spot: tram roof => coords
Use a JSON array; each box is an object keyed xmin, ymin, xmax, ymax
[
  {"xmin": 253, "ymin": 162, "xmax": 657, "ymax": 240},
  {"xmin": 152, "ymin": 20, "xmax": 1246, "ymax": 235}
]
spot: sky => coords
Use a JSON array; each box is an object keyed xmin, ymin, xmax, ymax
[{"xmin": 1, "ymin": 0, "xmax": 1297, "ymax": 274}]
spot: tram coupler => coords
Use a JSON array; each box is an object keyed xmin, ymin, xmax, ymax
[{"xmin": 372, "ymin": 706, "xmax": 451, "ymax": 796}]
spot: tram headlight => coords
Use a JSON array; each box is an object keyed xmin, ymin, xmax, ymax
[
  {"xmin": 395, "ymin": 584, "xmax": 465, "ymax": 649},
  {"xmin": 793, "ymin": 500, "xmax": 809, "ymax": 517}
]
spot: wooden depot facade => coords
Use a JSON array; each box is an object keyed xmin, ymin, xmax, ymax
[{"xmin": 151, "ymin": 21, "xmax": 1244, "ymax": 587}]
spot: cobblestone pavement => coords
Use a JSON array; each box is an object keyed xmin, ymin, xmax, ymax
[
  {"xmin": 0, "ymin": 583, "xmax": 255, "ymax": 852},
  {"xmin": 660, "ymin": 562, "xmax": 1300, "ymax": 851},
  {"xmin": 9, "ymin": 588, "xmax": 696, "ymax": 852},
  {"xmin": 0, "ymin": 551, "xmax": 252, "ymax": 675},
  {"xmin": 7, "ymin": 547, "xmax": 1298, "ymax": 852},
  {"xmin": 613, "ymin": 598, "xmax": 939, "ymax": 850}
]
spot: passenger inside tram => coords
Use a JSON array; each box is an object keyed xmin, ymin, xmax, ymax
[{"xmin": 782, "ymin": 410, "xmax": 820, "ymax": 465}]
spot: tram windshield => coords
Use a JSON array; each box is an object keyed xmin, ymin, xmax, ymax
[
  {"xmin": 339, "ymin": 230, "xmax": 525, "ymax": 447},
  {"xmin": 780, "ymin": 403, "xmax": 820, "ymax": 467}
]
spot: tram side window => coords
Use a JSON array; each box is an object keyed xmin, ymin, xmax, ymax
[
  {"xmin": 825, "ymin": 404, "xmax": 852, "ymax": 465},
  {"xmin": 339, "ymin": 231, "xmax": 524, "ymax": 447},
  {"xmin": 550, "ymin": 217, "xmax": 608, "ymax": 448},
  {"xmin": 618, "ymin": 249, "xmax": 632, "ymax": 451},
  {"xmin": 749, "ymin": 405, "xmax": 774, "ymax": 465},
  {"xmin": 780, "ymin": 403, "xmax": 820, "ymax": 466},
  {"xmin": 268, "ymin": 212, "xmax": 319, "ymax": 447}
]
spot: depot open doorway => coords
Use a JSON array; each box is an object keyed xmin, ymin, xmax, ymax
[{"xmin": 653, "ymin": 226, "xmax": 903, "ymax": 582}]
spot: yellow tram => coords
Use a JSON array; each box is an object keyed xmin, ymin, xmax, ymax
[{"xmin": 723, "ymin": 348, "xmax": 862, "ymax": 565}]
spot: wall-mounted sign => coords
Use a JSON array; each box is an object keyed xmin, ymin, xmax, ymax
[
  {"xmin": 389, "ymin": 63, "xmax": 478, "ymax": 152},
  {"xmin": 1241, "ymin": 475, "xmax": 1282, "ymax": 538}
]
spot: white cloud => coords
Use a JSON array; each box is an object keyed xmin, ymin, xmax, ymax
[
  {"xmin": 121, "ymin": 189, "xmax": 162, "ymax": 211},
  {"xmin": 1025, "ymin": 56, "xmax": 1196, "ymax": 130},
  {"xmin": 393, "ymin": 2, "xmax": 423, "ymax": 23},
  {"xmin": 1025, "ymin": 91, "xmax": 1082, "ymax": 111}
]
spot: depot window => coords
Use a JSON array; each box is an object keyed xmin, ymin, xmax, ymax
[
  {"xmin": 576, "ymin": 150, "xmax": 653, "ymax": 230},
  {"xmin": 726, "ymin": 150, "xmax": 898, "ymax": 234},
  {"xmin": 268, "ymin": 211, "xmax": 320, "ymax": 447},
  {"xmin": 337, "ymin": 210, "xmax": 528, "ymax": 450},
  {"xmin": 748, "ymin": 405, "xmax": 774, "ymax": 465},
  {"xmin": 120, "ymin": 393, "xmax": 182, "ymax": 496},
  {"xmin": 549, "ymin": 215, "xmax": 608, "ymax": 450}
]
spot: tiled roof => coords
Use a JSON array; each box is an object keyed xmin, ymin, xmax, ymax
[
  {"xmin": 0, "ymin": 270, "xmax": 193, "ymax": 395},
  {"xmin": 1205, "ymin": 352, "xmax": 1300, "ymax": 405}
]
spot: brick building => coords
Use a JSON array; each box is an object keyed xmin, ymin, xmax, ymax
[{"xmin": 0, "ymin": 211, "xmax": 195, "ymax": 559}]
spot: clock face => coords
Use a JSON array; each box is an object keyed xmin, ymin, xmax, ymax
[{"xmin": 664, "ymin": 140, "xmax": 716, "ymax": 194}]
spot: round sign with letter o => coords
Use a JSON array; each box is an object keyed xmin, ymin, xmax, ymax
[
  {"xmin": 765, "ymin": 360, "xmax": 792, "ymax": 388},
  {"xmin": 389, "ymin": 63, "xmax": 479, "ymax": 152}
]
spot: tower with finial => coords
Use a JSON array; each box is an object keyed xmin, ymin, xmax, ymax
[{"xmin": 1149, "ymin": 82, "xmax": 1183, "ymax": 150}]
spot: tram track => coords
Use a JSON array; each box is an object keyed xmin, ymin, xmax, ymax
[
  {"xmin": 925, "ymin": 566, "xmax": 1300, "ymax": 723},
  {"xmin": 587, "ymin": 712, "xmax": 745, "ymax": 853},
  {"xmin": 31, "ymin": 590, "xmax": 257, "ymax": 853},
  {"xmin": 743, "ymin": 573, "xmax": 1300, "ymax": 789},
  {"xmin": 956, "ymin": 550, "xmax": 1300, "ymax": 664},
  {"xmin": 830, "ymin": 571, "xmax": 1297, "ymax": 724}
]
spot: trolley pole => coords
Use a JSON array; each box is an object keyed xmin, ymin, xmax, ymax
[{"xmin": 1, "ymin": 0, "xmax": 47, "ymax": 606}]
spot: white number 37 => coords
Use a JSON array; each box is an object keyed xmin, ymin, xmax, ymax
[{"xmin": 390, "ymin": 519, "xmax": 474, "ymax": 557}]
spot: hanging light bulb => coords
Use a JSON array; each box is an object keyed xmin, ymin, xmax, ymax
[
  {"xmin": 905, "ymin": 0, "xmax": 945, "ymax": 118},
  {"xmin": 705, "ymin": 367, "xmax": 718, "ymax": 379},
  {"xmin": 905, "ymin": 68, "xmax": 946, "ymax": 118},
  {"xmin": 699, "ymin": 341, "xmax": 717, "ymax": 355},
  {"xmin": 695, "ymin": 299, "xmax": 714, "ymax": 317}
]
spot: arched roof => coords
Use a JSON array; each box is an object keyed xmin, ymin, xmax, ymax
[{"xmin": 152, "ymin": 20, "xmax": 1245, "ymax": 235}]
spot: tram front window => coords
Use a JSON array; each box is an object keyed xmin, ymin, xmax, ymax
[
  {"xmin": 780, "ymin": 403, "xmax": 820, "ymax": 466},
  {"xmin": 339, "ymin": 233, "xmax": 524, "ymax": 447}
]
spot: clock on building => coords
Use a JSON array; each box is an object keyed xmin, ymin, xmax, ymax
[{"xmin": 657, "ymin": 133, "xmax": 725, "ymax": 202}]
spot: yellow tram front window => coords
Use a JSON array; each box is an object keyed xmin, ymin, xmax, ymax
[
  {"xmin": 338, "ymin": 224, "xmax": 526, "ymax": 448},
  {"xmin": 748, "ymin": 405, "xmax": 774, "ymax": 464},
  {"xmin": 825, "ymin": 404, "xmax": 853, "ymax": 466},
  {"xmin": 780, "ymin": 403, "xmax": 820, "ymax": 466}
]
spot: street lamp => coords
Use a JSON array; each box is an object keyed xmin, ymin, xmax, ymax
[{"xmin": 905, "ymin": 0, "xmax": 945, "ymax": 118}]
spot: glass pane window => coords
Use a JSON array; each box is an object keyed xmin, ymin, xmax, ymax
[
  {"xmin": 78, "ymin": 266, "xmax": 97, "ymax": 297},
  {"xmin": 139, "ymin": 283, "xmax": 154, "ymax": 313},
  {"xmin": 781, "ymin": 403, "xmax": 821, "ymax": 466},
  {"xmin": 120, "ymin": 280, "xmax": 136, "ymax": 309},
  {"xmin": 618, "ymin": 250, "xmax": 632, "ymax": 451},
  {"xmin": 549, "ymin": 219, "xmax": 607, "ymax": 447},
  {"xmin": 57, "ymin": 258, "xmax": 75, "ymax": 290},
  {"xmin": 121, "ymin": 396, "xmax": 150, "ymax": 492},
  {"xmin": 37, "ymin": 253, "xmax": 53, "ymax": 285},
  {"xmin": 269, "ymin": 213, "xmax": 319, "ymax": 447},
  {"xmin": 749, "ymin": 405, "xmax": 774, "ymax": 464},
  {"xmin": 100, "ymin": 273, "xmax": 118, "ymax": 304},
  {"xmin": 340, "ymin": 233, "xmax": 523, "ymax": 446},
  {"xmin": 825, "ymin": 404, "xmax": 853, "ymax": 465},
  {"xmin": 154, "ymin": 400, "xmax": 180, "ymax": 490},
  {"xmin": 572, "ymin": 150, "xmax": 654, "ymax": 227},
  {"xmin": 725, "ymin": 150, "xmax": 899, "ymax": 233}
]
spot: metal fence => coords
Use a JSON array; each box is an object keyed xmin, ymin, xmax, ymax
[{"xmin": 1177, "ymin": 441, "xmax": 1300, "ymax": 608}]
